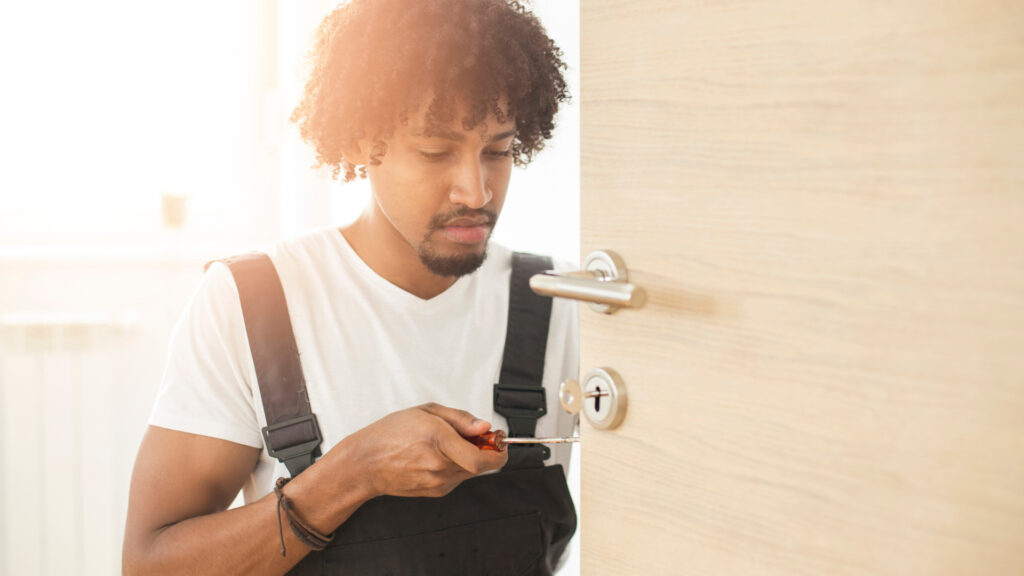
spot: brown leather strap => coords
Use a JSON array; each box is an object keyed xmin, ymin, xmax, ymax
[{"xmin": 212, "ymin": 253, "xmax": 322, "ymax": 477}]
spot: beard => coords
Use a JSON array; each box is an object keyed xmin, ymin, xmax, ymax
[
  {"xmin": 416, "ymin": 207, "xmax": 497, "ymax": 277},
  {"xmin": 417, "ymin": 242, "xmax": 489, "ymax": 277}
]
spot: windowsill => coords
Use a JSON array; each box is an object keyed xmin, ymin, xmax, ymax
[{"xmin": 0, "ymin": 242, "xmax": 262, "ymax": 265}]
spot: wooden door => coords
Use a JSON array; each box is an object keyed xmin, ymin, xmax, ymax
[{"xmin": 579, "ymin": 2, "xmax": 1024, "ymax": 574}]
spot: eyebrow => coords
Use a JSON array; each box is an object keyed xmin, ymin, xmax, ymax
[{"xmin": 413, "ymin": 128, "xmax": 517, "ymax": 144}]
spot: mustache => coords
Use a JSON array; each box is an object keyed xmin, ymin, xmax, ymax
[{"xmin": 428, "ymin": 207, "xmax": 497, "ymax": 230}]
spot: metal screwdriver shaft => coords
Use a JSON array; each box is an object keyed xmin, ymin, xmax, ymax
[
  {"xmin": 501, "ymin": 436, "xmax": 580, "ymax": 445},
  {"xmin": 467, "ymin": 430, "xmax": 579, "ymax": 452}
]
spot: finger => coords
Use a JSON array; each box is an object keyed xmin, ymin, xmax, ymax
[
  {"xmin": 420, "ymin": 403, "xmax": 491, "ymax": 437},
  {"xmin": 436, "ymin": 426, "xmax": 508, "ymax": 475}
]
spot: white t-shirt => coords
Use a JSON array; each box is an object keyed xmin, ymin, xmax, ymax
[{"xmin": 149, "ymin": 227, "xmax": 579, "ymax": 504}]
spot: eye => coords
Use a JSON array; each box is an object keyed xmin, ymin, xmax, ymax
[
  {"xmin": 484, "ymin": 148, "xmax": 512, "ymax": 159},
  {"xmin": 419, "ymin": 150, "xmax": 449, "ymax": 161}
]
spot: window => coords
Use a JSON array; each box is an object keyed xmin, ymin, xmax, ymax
[{"xmin": 0, "ymin": 1, "xmax": 285, "ymax": 247}]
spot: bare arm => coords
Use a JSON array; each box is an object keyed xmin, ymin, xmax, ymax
[
  {"xmin": 122, "ymin": 425, "xmax": 371, "ymax": 575},
  {"xmin": 122, "ymin": 403, "xmax": 507, "ymax": 575}
]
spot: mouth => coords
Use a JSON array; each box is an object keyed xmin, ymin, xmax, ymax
[
  {"xmin": 432, "ymin": 212, "xmax": 495, "ymax": 246},
  {"xmin": 441, "ymin": 221, "xmax": 492, "ymax": 245}
]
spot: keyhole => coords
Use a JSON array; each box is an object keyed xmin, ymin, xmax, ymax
[{"xmin": 579, "ymin": 368, "xmax": 626, "ymax": 430}]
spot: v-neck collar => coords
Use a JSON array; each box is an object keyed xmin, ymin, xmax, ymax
[{"xmin": 328, "ymin": 228, "xmax": 474, "ymax": 312}]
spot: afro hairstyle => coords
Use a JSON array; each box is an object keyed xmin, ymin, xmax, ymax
[{"xmin": 290, "ymin": 0, "xmax": 570, "ymax": 182}]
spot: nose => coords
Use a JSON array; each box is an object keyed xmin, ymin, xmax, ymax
[{"xmin": 448, "ymin": 159, "xmax": 493, "ymax": 209}]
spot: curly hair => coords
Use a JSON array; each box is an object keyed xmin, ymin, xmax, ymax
[{"xmin": 290, "ymin": 0, "xmax": 570, "ymax": 182}]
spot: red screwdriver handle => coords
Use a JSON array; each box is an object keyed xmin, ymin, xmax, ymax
[{"xmin": 467, "ymin": 429, "xmax": 507, "ymax": 452}]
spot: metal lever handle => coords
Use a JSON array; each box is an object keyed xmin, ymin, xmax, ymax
[{"xmin": 529, "ymin": 250, "xmax": 646, "ymax": 314}]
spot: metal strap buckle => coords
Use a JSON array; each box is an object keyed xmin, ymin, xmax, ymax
[
  {"xmin": 261, "ymin": 414, "xmax": 322, "ymax": 460},
  {"xmin": 493, "ymin": 383, "xmax": 548, "ymax": 421}
]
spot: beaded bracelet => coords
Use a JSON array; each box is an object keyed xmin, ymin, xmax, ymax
[{"xmin": 274, "ymin": 477, "xmax": 335, "ymax": 556}]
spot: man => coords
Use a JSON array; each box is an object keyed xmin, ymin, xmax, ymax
[{"xmin": 122, "ymin": 0, "xmax": 576, "ymax": 574}]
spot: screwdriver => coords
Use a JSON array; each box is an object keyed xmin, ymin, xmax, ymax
[{"xmin": 467, "ymin": 429, "xmax": 580, "ymax": 452}]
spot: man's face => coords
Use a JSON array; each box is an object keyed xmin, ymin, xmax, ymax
[{"xmin": 364, "ymin": 104, "xmax": 516, "ymax": 278}]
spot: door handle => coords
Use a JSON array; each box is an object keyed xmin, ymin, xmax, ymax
[{"xmin": 529, "ymin": 250, "xmax": 646, "ymax": 314}]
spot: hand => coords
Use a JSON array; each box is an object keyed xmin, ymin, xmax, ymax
[{"xmin": 340, "ymin": 403, "xmax": 508, "ymax": 498}]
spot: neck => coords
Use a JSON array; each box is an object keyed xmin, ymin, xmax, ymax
[{"xmin": 340, "ymin": 209, "xmax": 457, "ymax": 300}]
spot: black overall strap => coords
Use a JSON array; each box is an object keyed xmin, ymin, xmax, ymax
[
  {"xmin": 494, "ymin": 252, "xmax": 554, "ymax": 470},
  {"xmin": 212, "ymin": 253, "xmax": 323, "ymax": 477}
]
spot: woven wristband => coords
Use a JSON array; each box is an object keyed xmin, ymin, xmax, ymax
[{"xmin": 274, "ymin": 477, "xmax": 335, "ymax": 556}]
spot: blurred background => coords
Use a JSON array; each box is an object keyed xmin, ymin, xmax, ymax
[{"xmin": 0, "ymin": 1, "xmax": 580, "ymax": 573}]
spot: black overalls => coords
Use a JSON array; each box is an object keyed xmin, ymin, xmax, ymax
[{"xmin": 220, "ymin": 252, "xmax": 577, "ymax": 576}]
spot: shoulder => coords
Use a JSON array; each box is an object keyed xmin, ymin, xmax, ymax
[
  {"xmin": 483, "ymin": 242, "xmax": 572, "ymax": 277},
  {"xmin": 204, "ymin": 227, "xmax": 337, "ymax": 281},
  {"xmin": 208, "ymin": 227, "xmax": 345, "ymax": 296},
  {"xmin": 266, "ymin": 227, "xmax": 341, "ymax": 275},
  {"xmin": 471, "ymin": 243, "xmax": 571, "ymax": 297},
  {"xmin": 487, "ymin": 243, "xmax": 578, "ymax": 327}
]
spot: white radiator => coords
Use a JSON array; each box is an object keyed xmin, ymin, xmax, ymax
[{"xmin": 1, "ymin": 313, "xmax": 136, "ymax": 576}]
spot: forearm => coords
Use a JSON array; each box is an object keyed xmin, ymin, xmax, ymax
[
  {"xmin": 124, "ymin": 441, "xmax": 375, "ymax": 576},
  {"xmin": 128, "ymin": 493, "xmax": 307, "ymax": 575}
]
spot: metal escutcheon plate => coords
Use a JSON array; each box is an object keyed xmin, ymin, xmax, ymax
[
  {"xmin": 582, "ymin": 250, "xmax": 631, "ymax": 314},
  {"xmin": 582, "ymin": 367, "xmax": 628, "ymax": 430}
]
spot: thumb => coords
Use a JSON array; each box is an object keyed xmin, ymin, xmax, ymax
[{"xmin": 419, "ymin": 403, "xmax": 492, "ymax": 437}]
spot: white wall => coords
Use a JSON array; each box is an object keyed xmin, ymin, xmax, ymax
[{"xmin": 0, "ymin": 252, "xmax": 211, "ymax": 575}]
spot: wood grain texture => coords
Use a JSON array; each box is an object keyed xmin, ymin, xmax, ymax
[{"xmin": 580, "ymin": 1, "xmax": 1024, "ymax": 574}]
